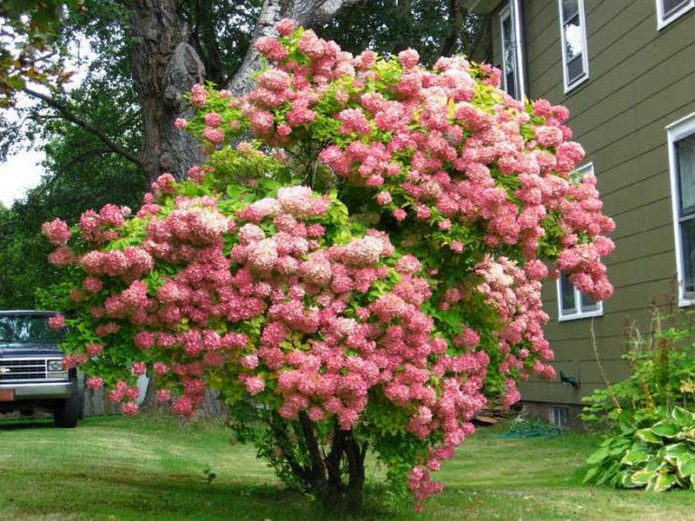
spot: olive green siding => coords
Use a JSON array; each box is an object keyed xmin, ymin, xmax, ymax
[{"xmin": 487, "ymin": 0, "xmax": 695, "ymax": 404}]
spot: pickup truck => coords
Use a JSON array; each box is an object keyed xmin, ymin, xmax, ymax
[{"xmin": 0, "ymin": 310, "xmax": 83, "ymax": 427}]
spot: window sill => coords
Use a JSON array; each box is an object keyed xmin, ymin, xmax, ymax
[
  {"xmin": 564, "ymin": 73, "xmax": 589, "ymax": 95},
  {"xmin": 558, "ymin": 309, "xmax": 604, "ymax": 322}
]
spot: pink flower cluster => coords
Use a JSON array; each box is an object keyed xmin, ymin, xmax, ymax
[
  {"xmin": 42, "ymin": 219, "xmax": 71, "ymax": 245},
  {"xmin": 228, "ymin": 23, "xmax": 613, "ymax": 305},
  {"xmin": 78, "ymin": 204, "xmax": 131, "ymax": 243},
  {"xmin": 80, "ymin": 247, "xmax": 153, "ymax": 282},
  {"xmin": 47, "ymin": 314, "xmax": 65, "ymax": 330},
  {"xmin": 475, "ymin": 255, "xmax": 556, "ymax": 380}
]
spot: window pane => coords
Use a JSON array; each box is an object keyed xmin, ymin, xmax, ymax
[
  {"xmin": 580, "ymin": 292, "xmax": 600, "ymax": 312},
  {"xmin": 680, "ymin": 218, "xmax": 695, "ymax": 293},
  {"xmin": 567, "ymin": 54, "xmax": 584, "ymax": 83},
  {"xmin": 502, "ymin": 16, "xmax": 513, "ymax": 62},
  {"xmin": 505, "ymin": 72, "xmax": 517, "ymax": 99},
  {"xmin": 564, "ymin": 18, "xmax": 583, "ymax": 61},
  {"xmin": 677, "ymin": 135, "xmax": 695, "ymax": 215},
  {"xmin": 663, "ymin": 0, "xmax": 690, "ymax": 17},
  {"xmin": 502, "ymin": 15, "xmax": 517, "ymax": 89},
  {"xmin": 562, "ymin": 0, "xmax": 579, "ymax": 21},
  {"xmin": 560, "ymin": 273, "xmax": 577, "ymax": 313}
]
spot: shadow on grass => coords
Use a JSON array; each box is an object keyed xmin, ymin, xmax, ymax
[
  {"xmin": 4, "ymin": 462, "xmax": 416, "ymax": 521},
  {"xmin": 0, "ymin": 418, "xmax": 54, "ymax": 430}
]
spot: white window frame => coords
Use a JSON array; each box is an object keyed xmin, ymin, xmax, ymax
[
  {"xmin": 499, "ymin": 0, "xmax": 526, "ymax": 100},
  {"xmin": 557, "ymin": 162, "xmax": 604, "ymax": 321},
  {"xmin": 656, "ymin": 0, "xmax": 695, "ymax": 30},
  {"xmin": 558, "ymin": 0, "xmax": 589, "ymax": 93},
  {"xmin": 667, "ymin": 112, "xmax": 695, "ymax": 307}
]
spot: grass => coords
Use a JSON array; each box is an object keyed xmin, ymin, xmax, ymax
[{"xmin": 1, "ymin": 415, "xmax": 693, "ymax": 520}]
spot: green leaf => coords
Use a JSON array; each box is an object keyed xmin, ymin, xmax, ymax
[
  {"xmin": 582, "ymin": 466, "xmax": 600, "ymax": 484},
  {"xmin": 6, "ymin": 75, "xmax": 26, "ymax": 90},
  {"xmin": 671, "ymin": 407, "xmax": 695, "ymax": 427},
  {"xmin": 663, "ymin": 442, "xmax": 690, "ymax": 461},
  {"xmin": 226, "ymin": 184, "xmax": 246, "ymax": 199},
  {"xmin": 621, "ymin": 449, "xmax": 649, "ymax": 465},
  {"xmin": 630, "ymin": 468, "xmax": 657, "ymax": 486},
  {"xmin": 680, "ymin": 456, "xmax": 695, "ymax": 478},
  {"xmin": 636, "ymin": 429, "xmax": 662, "ymax": 444},
  {"xmin": 648, "ymin": 472, "xmax": 679, "ymax": 492},
  {"xmin": 586, "ymin": 447, "xmax": 609, "ymax": 465},
  {"xmin": 651, "ymin": 422, "xmax": 680, "ymax": 438}
]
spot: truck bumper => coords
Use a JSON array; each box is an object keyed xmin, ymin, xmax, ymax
[{"xmin": 0, "ymin": 381, "xmax": 74, "ymax": 401}]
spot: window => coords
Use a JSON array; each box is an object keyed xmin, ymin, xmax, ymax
[
  {"xmin": 499, "ymin": 0, "xmax": 526, "ymax": 100},
  {"xmin": 667, "ymin": 112, "xmax": 695, "ymax": 306},
  {"xmin": 558, "ymin": 0, "xmax": 589, "ymax": 92},
  {"xmin": 557, "ymin": 163, "xmax": 604, "ymax": 321},
  {"xmin": 550, "ymin": 406, "xmax": 569, "ymax": 428},
  {"xmin": 656, "ymin": 0, "xmax": 695, "ymax": 29}
]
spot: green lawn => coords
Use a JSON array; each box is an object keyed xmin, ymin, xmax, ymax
[{"xmin": 0, "ymin": 415, "xmax": 693, "ymax": 520}]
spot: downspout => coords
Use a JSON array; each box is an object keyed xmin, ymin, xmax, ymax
[{"xmin": 512, "ymin": 0, "xmax": 527, "ymax": 100}]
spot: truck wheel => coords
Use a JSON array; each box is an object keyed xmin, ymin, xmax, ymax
[{"xmin": 54, "ymin": 386, "xmax": 80, "ymax": 428}]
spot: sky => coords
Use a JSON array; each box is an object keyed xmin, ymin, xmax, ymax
[{"xmin": 0, "ymin": 150, "xmax": 45, "ymax": 207}]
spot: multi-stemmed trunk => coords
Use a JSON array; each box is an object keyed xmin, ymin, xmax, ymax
[
  {"xmin": 265, "ymin": 412, "xmax": 368, "ymax": 514},
  {"xmin": 298, "ymin": 414, "xmax": 368, "ymax": 513}
]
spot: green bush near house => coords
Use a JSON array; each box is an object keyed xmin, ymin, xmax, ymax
[
  {"xmin": 581, "ymin": 307, "xmax": 695, "ymax": 491},
  {"xmin": 583, "ymin": 407, "xmax": 695, "ymax": 491}
]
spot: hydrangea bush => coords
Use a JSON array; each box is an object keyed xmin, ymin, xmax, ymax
[{"xmin": 41, "ymin": 19, "xmax": 614, "ymax": 511}]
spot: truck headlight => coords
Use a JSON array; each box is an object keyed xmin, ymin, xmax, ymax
[{"xmin": 47, "ymin": 360, "xmax": 64, "ymax": 371}]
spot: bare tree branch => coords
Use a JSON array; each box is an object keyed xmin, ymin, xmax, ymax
[
  {"xmin": 22, "ymin": 87, "xmax": 142, "ymax": 167},
  {"xmin": 228, "ymin": 0, "xmax": 361, "ymax": 94}
]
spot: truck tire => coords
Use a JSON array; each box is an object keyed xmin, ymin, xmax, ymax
[{"xmin": 53, "ymin": 385, "xmax": 80, "ymax": 428}]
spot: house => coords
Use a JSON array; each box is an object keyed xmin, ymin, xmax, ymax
[{"xmin": 464, "ymin": 0, "xmax": 695, "ymax": 427}]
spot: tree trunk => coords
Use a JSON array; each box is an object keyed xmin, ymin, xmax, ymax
[
  {"xmin": 344, "ymin": 432, "xmax": 367, "ymax": 514},
  {"xmin": 125, "ymin": 0, "xmax": 206, "ymax": 182}
]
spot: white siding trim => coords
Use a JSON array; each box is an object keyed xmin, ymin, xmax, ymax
[
  {"xmin": 499, "ymin": 0, "xmax": 526, "ymax": 100},
  {"xmin": 656, "ymin": 0, "xmax": 695, "ymax": 30},
  {"xmin": 558, "ymin": 0, "xmax": 590, "ymax": 94},
  {"xmin": 666, "ymin": 112, "xmax": 695, "ymax": 307}
]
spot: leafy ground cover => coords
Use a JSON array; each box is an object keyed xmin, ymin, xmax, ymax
[{"xmin": 0, "ymin": 415, "xmax": 693, "ymax": 520}]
